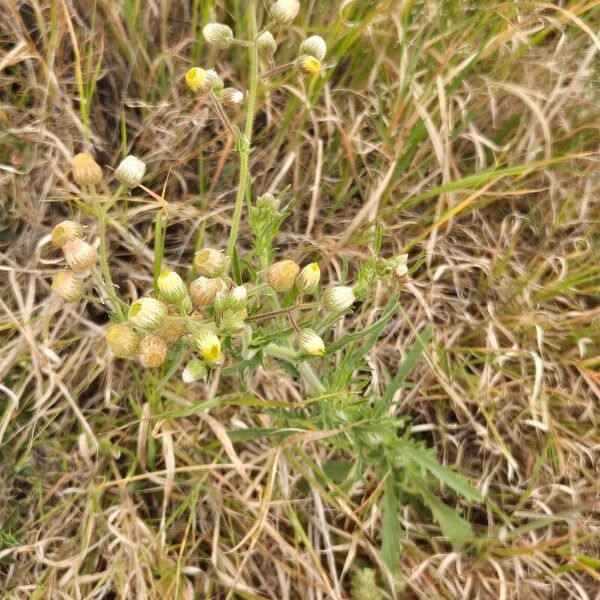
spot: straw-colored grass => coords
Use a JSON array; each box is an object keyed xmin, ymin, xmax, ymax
[{"xmin": 1, "ymin": 1, "xmax": 599, "ymax": 598}]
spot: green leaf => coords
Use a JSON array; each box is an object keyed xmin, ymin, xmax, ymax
[
  {"xmin": 414, "ymin": 477, "xmax": 473, "ymax": 543},
  {"xmin": 326, "ymin": 298, "xmax": 399, "ymax": 356},
  {"xmin": 397, "ymin": 441, "xmax": 483, "ymax": 502},
  {"xmin": 381, "ymin": 475, "xmax": 402, "ymax": 572},
  {"xmin": 231, "ymin": 245, "xmax": 242, "ymax": 285},
  {"xmin": 382, "ymin": 326, "xmax": 433, "ymax": 404}
]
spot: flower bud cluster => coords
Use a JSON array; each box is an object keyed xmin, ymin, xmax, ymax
[{"xmin": 50, "ymin": 219, "xmax": 97, "ymax": 303}]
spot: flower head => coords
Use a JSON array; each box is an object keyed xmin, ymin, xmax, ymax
[
  {"xmin": 72, "ymin": 153, "xmax": 102, "ymax": 186},
  {"xmin": 157, "ymin": 269, "xmax": 189, "ymax": 306},
  {"xmin": 298, "ymin": 329, "xmax": 326, "ymax": 356},
  {"xmin": 219, "ymin": 87, "xmax": 244, "ymax": 106},
  {"xmin": 189, "ymin": 276, "xmax": 226, "ymax": 307},
  {"xmin": 391, "ymin": 254, "xmax": 409, "ymax": 280},
  {"xmin": 297, "ymin": 55, "xmax": 321, "ymax": 76},
  {"xmin": 270, "ymin": 0, "xmax": 300, "ymax": 24},
  {"xmin": 257, "ymin": 31, "xmax": 277, "ymax": 55},
  {"xmin": 52, "ymin": 269, "xmax": 85, "ymax": 302},
  {"xmin": 194, "ymin": 329, "xmax": 222, "ymax": 362},
  {"xmin": 182, "ymin": 359, "xmax": 207, "ymax": 383},
  {"xmin": 194, "ymin": 247, "xmax": 226, "ymax": 277},
  {"xmin": 62, "ymin": 238, "xmax": 98, "ymax": 272},
  {"xmin": 155, "ymin": 319, "xmax": 186, "ymax": 346},
  {"xmin": 297, "ymin": 262, "xmax": 320, "ymax": 292},
  {"xmin": 203, "ymin": 23, "xmax": 234, "ymax": 48},
  {"xmin": 128, "ymin": 297, "xmax": 168, "ymax": 330},
  {"xmin": 139, "ymin": 336, "xmax": 168, "ymax": 368},
  {"xmin": 185, "ymin": 67, "xmax": 222, "ymax": 94},
  {"xmin": 115, "ymin": 155, "xmax": 146, "ymax": 188},
  {"xmin": 51, "ymin": 220, "xmax": 83, "ymax": 248},
  {"xmin": 106, "ymin": 324, "xmax": 139, "ymax": 358},
  {"xmin": 266, "ymin": 259, "xmax": 300, "ymax": 293},
  {"xmin": 299, "ymin": 35, "xmax": 327, "ymax": 61},
  {"xmin": 324, "ymin": 286, "xmax": 355, "ymax": 312}
]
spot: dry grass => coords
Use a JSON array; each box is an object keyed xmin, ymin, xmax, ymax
[{"xmin": 1, "ymin": 1, "xmax": 599, "ymax": 598}]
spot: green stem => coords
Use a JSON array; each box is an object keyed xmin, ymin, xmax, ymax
[
  {"xmin": 91, "ymin": 189, "xmax": 124, "ymax": 319},
  {"xmin": 226, "ymin": 0, "xmax": 259, "ymax": 258},
  {"xmin": 267, "ymin": 344, "xmax": 326, "ymax": 395}
]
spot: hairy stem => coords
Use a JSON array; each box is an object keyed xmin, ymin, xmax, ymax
[
  {"xmin": 226, "ymin": 0, "xmax": 259, "ymax": 257},
  {"xmin": 91, "ymin": 188, "xmax": 124, "ymax": 319}
]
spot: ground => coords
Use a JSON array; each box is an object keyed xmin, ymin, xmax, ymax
[{"xmin": 1, "ymin": 1, "xmax": 599, "ymax": 599}]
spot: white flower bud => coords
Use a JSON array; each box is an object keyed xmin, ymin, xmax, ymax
[
  {"xmin": 115, "ymin": 155, "xmax": 146, "ymax": 188},
  {"xmin": 106, "ymin": 324, "xmax": 139, "ymax": 358},
  {"xmin": 189, "ymin": 276, "xmax": 226, "ymax": 307},
  {"xmin": 257, "ymin": 31, "xmax": 277, "ymax": 54},
  {"xmin": 299, "ymin": 35, "xmax": 327, "ymax": 61},
  {"xmin": 139, "ymin": 335, "xmax": 168, "ymax": 368},
  {"xmin": 392, "ymin": 254, "xmax": 409, "ymax": 280},
  {"xmin": 298, "ymin": 329, "xmax": 325, "ymax": 356},
  {"xmin": 214, "ymin": 285, "xmax": 247, "ymax": 313},
  {"xmin": 194, "ymin": 329, "xmax": 222, "ymax": 363},
  {"xmin": 51, "ymin": 220, "xmax": 83, "ymax": 248},
  {"xmin": 128, "ymin": 297, "xmax": 168, "ymax": 330},
  {"xmin": 269, "ymin": 0, "xmax": 300, "ymax": 24},
  {"xmin": 324, "ymin": 286, "xmax": 355, "ymax": 312},
  {"xmin": 182, "ymin": 359, "xmax": 207, "ymax": 383},
  {"xmin": 266, "ymin": 260, "xmax": 300, "ymax": 293},
  {"xmin": 72, "ymin": 153, "xmax": 102, "ymax": 186},
  {"xmin": 157, "ymin": 269, "xmax": 189, "ymax": 306},
  {"xmin": 62, "ymin": 238, "xmax": 98, "ymax": 272},
  {"xmin": 203, "ymin": 23, "xmax": 234, "ymax": 49},
  {"xmin": 52, "ymin": 269, "xmax": 85, "ymax": 302},
  {"xmin": 231, "ymin": 285, "xmax": 247, "ymax": 306},
  {"xmin": 219, "ymin": 87, "xmax": 244, "ymax": 106},
  {"xmin": 194, "ymin": 247, "xmax": 227, "ymax": 277},
  {"xmin": 297, "ymin": 262, "xmax": 320, "ymax": 292}
]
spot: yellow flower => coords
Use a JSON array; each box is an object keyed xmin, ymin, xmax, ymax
[
  {"xmin": 194, "ymin": 329, "xmax": 222, "ymax": 362},
  {"xmin": 185, "ymin": 67, "xmax": 222, "ymax": 94},
  {"xmin": 297, "ymin": 55, "xmax": 321, "ymax": 76},
  {"xmin": 297, "ymin": 262, "xmax": 320, "ymax": 292}
]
